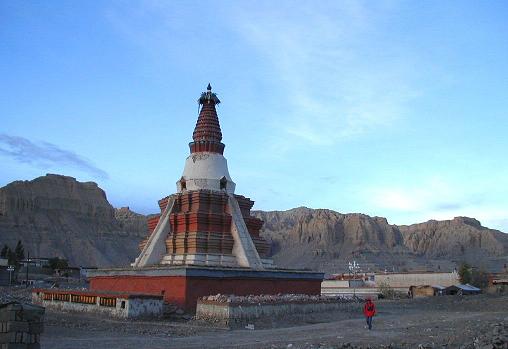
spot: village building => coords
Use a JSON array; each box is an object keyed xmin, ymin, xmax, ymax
[
  {"xmin": 409, "ymin": 285, "xmax": 446, "ymax": 298},
  {"xmin": 19, "ymin": 257, "xmax": 52, "ymax": 268},
  {"xmin": 321, "ymin": 271, "xmax": 459, "ymax": 298},
  {"xmin": 374, "ymin": 271, "xmax": 459, "ymax": 288},
  {"xmin": 445, "ymin": 284, "xmax": 481, "ymax": 295},
  {"xmin": 489, "ymin": 272, "xmax": 508, "ymax": 288}
]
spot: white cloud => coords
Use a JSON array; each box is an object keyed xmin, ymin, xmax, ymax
[
  {"xmin": 370, "ymin": 178, "xmax": 457, "ymax": 212},
  {"xmin": 105, "ymin": 1, "xmax": 420, "ymax": 148},
  {"xmin": 366, "ymin": 177, "xmax": 508, "ymax": 231},
  {"xmin": 231, "ymin": 2, "xmax": 420, "ymax": 146},
  {"xmin": 0, "ymin": 134, "xmax": 108, "ymax": 180}
]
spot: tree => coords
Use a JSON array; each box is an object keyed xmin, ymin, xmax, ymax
[
  {"xmin": 458, "ymin": 263, "xmax": 472, "ymax": 284},
  {"xmin": 14, "ymin": 240, "xmax": 25, "ymax": 262},
  {"xmin": 471, "ymin": 268, "xmax": 489, "ymax": 289},
  {"xmin": 7, "ymin": 248, "xmax": 16, "ymax": 266},
  {"xmin": 0, "ymin": 245, "xmax": 8, "ymax": 258},
  {"xmin": 458, "ymin": 263, "xmax": 489, "ymax": 289},
  {"xmin": 48, "ymin": 257, "xmax": 68, "ymax": 270}
]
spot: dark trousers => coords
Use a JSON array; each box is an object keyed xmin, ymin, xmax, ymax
[{"xmin": 366, "ymin": 316, "xmax": 373, "ymax": 330}]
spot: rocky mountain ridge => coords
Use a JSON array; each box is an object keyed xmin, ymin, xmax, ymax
[
  {"xmin": 1, "ymin": 175, "xmax": 506, "ymax": 272},
  {"xmin": 0, "ymin": 174, "xmax": 146, "ymax": 267},
  {"xmin": 399, "ymin": 217, "xmax": 508, "ymax": 260},
  {"xmin": 253, "ymin": 207, "xmax": 508, "ymax": 273}
]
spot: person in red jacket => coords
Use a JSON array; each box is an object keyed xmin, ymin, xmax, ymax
[{"xmin": 363, "ymin": 298, "xmax": 376, "ymax": 330}]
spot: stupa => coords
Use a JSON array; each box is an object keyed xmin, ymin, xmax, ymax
[
  {"xmin": 89, "ymin": 85, "xmax": 323, "ymax": 311},
  {"xmin": 132, "ymin": 84, "xmax": 271, "ymax": 269}
]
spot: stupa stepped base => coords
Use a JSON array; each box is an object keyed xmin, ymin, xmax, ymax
[
  {"xmin": 88, "ymin": 266, "xmax": 324, "ymax": 312},
  {"xmin": 160, "ymin": 253, "xmax": 238, "ymax": 267},
  {"xmin": 160, "ymin": 253, "xmax": 275, "ymax": 268}
]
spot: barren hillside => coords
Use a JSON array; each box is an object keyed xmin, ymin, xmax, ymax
[{"xmin": 0, "ymin": 174, "xmax": 145, "ymax": 267}]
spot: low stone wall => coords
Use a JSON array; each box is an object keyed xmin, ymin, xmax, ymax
[
  {"xmin": 196, "ymin": 294, "xmax": 359, "ymax": 325},
  {"xmin": 0, "ymin": 302, "xmax": 45, "ymax": 349},
  {"xmin": 32, "ymin": 289, "xmax": 163, "ymax": 319}
]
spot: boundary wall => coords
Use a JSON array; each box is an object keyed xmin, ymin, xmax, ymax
[
  {"xmin": 32, "ymin": 289, "xmax": 163, "ymax": 319},
  {"xmin": 196, "ymin": 299, "xmax": 359, "ymax": 325}
]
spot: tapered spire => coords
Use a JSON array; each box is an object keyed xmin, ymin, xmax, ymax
[{"xmin": 189, "ymin": 84, "xmax": 225, "ymax": 154}]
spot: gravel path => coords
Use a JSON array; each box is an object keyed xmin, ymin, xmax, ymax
[{"xmin": 38, "ymin": 294, "xmax": 508, "ymax": 349}]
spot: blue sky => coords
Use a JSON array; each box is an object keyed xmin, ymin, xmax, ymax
[{"xmin": 1, "ymin": 1, "xmax": 507, "ymax": 231}]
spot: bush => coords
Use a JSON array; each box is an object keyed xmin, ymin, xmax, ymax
[
  {"xmin": 377, "ymin": 281, "xmax": 396, "ymax": 299},
  {"xmin": 458, "ymin": 263, "xmax": 472, "ymax": 284},
  {"xmin": 48, "ymin": 257, "xmax": 68, "ymax": 270},
  {"xmin": 458, "ymin": 262, "xmax": 489, "ymax": 289}
]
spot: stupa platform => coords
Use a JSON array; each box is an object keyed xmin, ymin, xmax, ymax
[
  {"xmin": 88, "ymin": 266, "xmax": 324, "ymax": 311},
  {"xmin": 88, "ymin": 85, "xmax": 325, "ymax": 313}
]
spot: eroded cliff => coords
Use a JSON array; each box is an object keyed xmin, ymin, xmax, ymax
[{"xmin": 0, "ymin": 174, "xmax": 145, "ymax": 267}]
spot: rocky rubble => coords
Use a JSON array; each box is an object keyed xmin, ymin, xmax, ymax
[
  {"xmin": 162, "ymin": 302, "xmax": 191, "ymax": 320},
  {"xmin": 201, "ymin": 293, "xmax": 360, "ymax": 305},
  {"xmin": 269, "ymin": 343, "xmax": 397, "ymax": 348},
  {"xmin": 0, "ymin": 286, "xmax": 32, "ymax": 304},
  {"xmin": 460, "ymin": 322, "xmax": 508, "ymax": 349}
]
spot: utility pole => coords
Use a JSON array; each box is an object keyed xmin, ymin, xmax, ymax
[
  {"xmin": 25, "ymin": 251, "xmax": 29, "ymax": 288},
  {"xmin": 348, "ymin": 260, "xmax": 360, "ymax": 298},
  {"xmin": 7, "ymin": 265, "xmax": 14, "ymax": 286}
]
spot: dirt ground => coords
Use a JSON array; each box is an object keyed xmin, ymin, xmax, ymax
[{"xmin": 37, "ymin": 294, "xmax": 508, "ymax": 349}]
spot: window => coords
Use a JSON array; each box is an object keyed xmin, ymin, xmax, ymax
[
  {"xmin": 53, "ymin": 293, "xmax": 70, "ymax": 302},
  {"xmin": 180, "ymin": 177, "xmax": 187, "ymax": 190},
  {"xmin": 71, "ymin": 294, "xmax": 96, "ymax": 304},
  {"xmin": 220, "ymin": 176, "xmax": 227, "ymax": 190},
  {"xmin": 99, "ymin": 297, "xmax": 117, "ymax": 307}
]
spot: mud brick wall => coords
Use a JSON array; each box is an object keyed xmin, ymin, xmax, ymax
[{"xmin": 0, "ymin": 302, "xmax": 44, "ymax": 349}]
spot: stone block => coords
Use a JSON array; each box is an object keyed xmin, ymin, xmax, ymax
[
  {"xmin": 27, "ymin": 323, "xmax": 43, "ymax": 335},
  {"xmin": 0, "ymin": 311, "xmax": 18, "ymax": 322},
  {"xmin": 1, "ymin": 344, "xmax": 40, "ymax": 349},
  {"xmin": 0, "ymin": 331, "xmax": 23, "ymax": 344},
  {"xmin": 17, "ymin": 311, "xmax": 44, "ymax": 324},
  {"xmin": 0, "ymin": 304, "xmax": 44, "ymax": 323},
  {"xmin": 0, "ymin": 322, "xmax": 29, "ymax": 333},
  {"xmin": 0, "ymin": 331, "xmax": 39, "ymax": 345},
  {"xmin": 21, "ymin": 333, "xmax": 38, "ymax": 344}
]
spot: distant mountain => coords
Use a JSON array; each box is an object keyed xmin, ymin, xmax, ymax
[
  {"xmin": 1, "ymin": 175, "xmax": 506, "ymax": 272},
  {"xmin": 399, "ymin": 217, "xmax": 508, "ymax": 260},
  {"xmin": 253, "ymin": 208, "xmax": 508, "ymax": 273},
  {"xmin": 0, "ymin": 174, "xmax": 145, "ymax": 267}
]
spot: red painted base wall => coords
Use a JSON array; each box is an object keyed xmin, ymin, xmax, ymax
[
  {"xmin": 90, "ymin": 275, "xmax": 321, "ymax": 311},
  {"xmin": 90, "ymin": 276, "xmax": 187, "ymax": 307}
]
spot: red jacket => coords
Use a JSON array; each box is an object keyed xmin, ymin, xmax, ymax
[{"xmin": 363, "ymin": 300, "xmax": 376, "ymax": 317}]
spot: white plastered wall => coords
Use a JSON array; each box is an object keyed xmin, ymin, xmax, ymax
[
  {"xmin": 132, "ymin": 198, "xmax": 175, "ymax": 268},
  {"xmin": 177, "ymin": 152, "xmax": 236, "ymax": 193}
]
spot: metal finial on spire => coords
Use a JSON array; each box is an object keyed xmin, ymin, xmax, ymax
[{"xmin": 198, "ymin": 84, "xmax": 220, "ymax": 105}]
